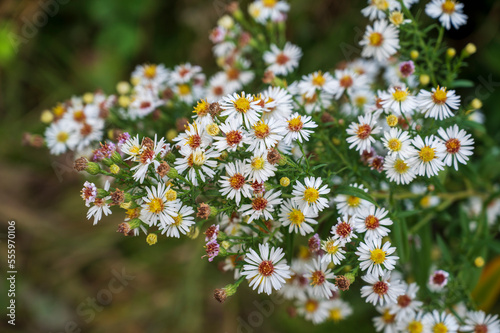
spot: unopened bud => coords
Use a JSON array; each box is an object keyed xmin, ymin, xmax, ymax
[
  {"xmin": 471, "ymin": 98, "xmax": 482, "ymax": 110},
  {"xmin": 166, "ymin": 129, "xmax": 178, "ymax": 142},
  {"xmin": 280, "ymin": 177, "xmax": 290, "ymax": 187},
  {"xmin": 419, "ymin": 74, "xmax": 430, "ymax": 86},
  {"xmin": 447, "ymin": 48, "xmax": 456, "ymax": 58},
  {"xmin": 146, "ymin": 233, "xmax": 158, "ymax": 245},
  {"xmin": 109, "ymin": 164, "xmax": 120, "ymax": 174},
  {"xmin": 86, "ymin": 162, "xmax": 101, "ymax": 175},
  {"xmin": 464, "ymin": 43, "xmax": 476, "ymax": 56},
  {"xmin": 41, "ymin": 110, "xmax": 54, "ymax": 124},
  {"xmin": 474, "ymin": 256, "xmax": 485, "ymax": 267},
  {"xmin": 83, "ymin": 92, "xmax": 94, "ymax": 104},
  {"xmin": 410, "ymin": 50, "xmax": 419, "ymax": 60},
  {"xmin": 167, "ymin": 167, "xmax": 178, "ymax": 179},
  {"xmin": 116, "ymin": 81, "xmax": 131, "ymax": 95}
]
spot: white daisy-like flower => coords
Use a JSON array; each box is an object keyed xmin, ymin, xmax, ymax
[
  {"xmin": 361, "ymin": 0, "xmax": 401, "ymax": 21},
  {"xmin": 173, "ymin": 121, "xmax": 212, "ymax": 155},
  {"xmin": 282, "ymin": 112, "xmax": 317, "ymax": 145},
  {"xmin": 246, "ymin": 117, "xmax": 286, "ymax": 154},
  {"xmin": 461, "ymin": 310, "xmax": 500, "ymax": 333},
  {"xmin": 330, "ymin": 215, "xmax": 358, "ymax": 245},
  {"xmin": 206, "ymin": 72, "xmax": 237, "ymax": 101},
  {"xmin": 360, "ymin": 19, "xmax": 400, "ymax": 62},
  {"xmin": 373, "ymin": 306, "xmax": 398, "ymax": 333},
  {"xmin": 261, "ymin": 86, "xmax": 294, "ymax": 120},
  {"xmin": 131, "ymin": 63, "xmax": 169, "ymax": 87},
  {"xmin": 219, "ymin": 161, "xmax": 252, "ymax": 205},
  {"xmin": 380, "ymin": 85, "xmax": 417, "ymax": 115},
  {"xmin": 263, "ymin": 42, "xmax": 302, "ymax": 76},
  {"xmin": 382, "ymin": 128, "xmax": 415, "ymax": 159},
  {"xmin": 174, "ymin": 82, "xmax": 204, "ymax": 105},
  {"xmin": 326, "ymin": 69, "xmax": 369, "ymax": 100},
  {"xmin": 130, "ymin": 136, "xmax": 167, "ymax": 184},
  {"xmin": 86, "ymin": 181, "xmax": 112, "ymax": 225},
  {"xmin": 128, "ymin": 88, "xmax": 165, "ymax": 119},
  {"xmin": 324, "ymin": 299, "xmax": 353, "ymax": 323},
  {"xmin": 174, "ymin": 147, "xmax": 220, "ymax": 186},
  {"xmin": 251, "ymin": 0, "xmax": 290, "ymax": 23},
  {"xmin": 191, "ymin": 99, "xmax": 214, "ymax": 128},
  {"xmin": 241, "ymin": 243, "xmax": 291, "ymax": 295},
  {"xmin": 45, "ymin": 119, "xmax": 79, "ymax": 155},
  {"xmin": 245, "ymin": 152, "xmax": 277, "ymax": 183},
  {"xmin": 346, "ymin": 113, "xmax": 381, "ymax": 154},
  {"xmin": 223, "ymin": 65, "xmax": 255, "ymax": 91},
  {"xmin": 423, "ymin": 310, "xmax": 459, "ymax": 333},
  {"xmin": 140, "ymin": 182, "xmax": 180, "ymax": 228},
  {"xmin": 81, "ymin": 181, "xmax": 97, "ymax": 207},
  {"xmin": 320, "ymin": 238, "xmax": 346, "ymax": 265},
  {"xmin": 298, "ymin": 71, "xmax": 335, "ymax": 98},
  {"xmin": 345, "ymin": 89, "xmax": 376, "ymax": 115},
  {"xmin": 292, "ymin": 177, "xmax": 330, "ymax": 215},
  {"xmin": 361, "ymin": 271, "xmax": 404, "ymax": 306},
  {"xmin": 389, "ymin": 282, "xmax": 423, "ymax": 320},
  {"xmin": 305, "ymin": 257, "xmax": 337, "ymax": 299},
  {"xmin": 279, "ymin": 199, "xmax": 318, "ymax": 236},
  {"xmin": 354, "ymin": 206, "xmax": 393, "ymax": 242},
  {"xmin": 220, "ymin": 92, "xmax": 263, "ymax": 128},
  {"xmin": 384, "ymin": 155, "xmax": 417, "ymax": 185},
  {"xmin": 296, "ymin": 297, "xmax": 330, "ymax": 324},
  {"xmin": 417, "ymin": 86, "xmax": 461, "ymax": 120},
  {"xmin": 121, "ymin": 134, "xmax": 142, "ymax": 161},
  {"xmin": 334, "ymin": 183, "xmax": 373, "ymax": 216},
  {"xmin": 160, "ymin": 204, "xmax": 195, "ymax": 238},
  {"xmin": 425, "ymin": 0, "xmax": 467, "ymax": 30},
  {"xmin": 408, "ymin": 135, "xmax": 446, "ymax": 177},
  {"xmin": 428, "ymin": 269, "xmax": 449, "ymax": 292},
  {"xmin": 169, "ymin": 63, "xmax": 203, "ymax": 84},
  {"xmin": 356, "ymin": 238, "xmax": 398, "ymax": 277},
  {"xmin": 213, "ymin": 121, "xmax": 249, "ymax": 152},
  {"xmin": 239, "ymin": 190, "xmax": 282, "ymax": 223},
  {"xmin": 397, "ymin": 311, "xmax": 428, "ymax": 333},
  {"xmin": 437, "ymin": 125, "xmax": 474, "ymax": 170}
]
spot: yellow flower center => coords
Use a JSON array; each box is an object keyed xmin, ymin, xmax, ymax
[
  {"xmin": 148, "ymin": 197, "xmax": 165, "ymax": 214},
  {"xmin": 305, "ymin": 300, "xmax": 318, "ymax": 313},
  {"xmin": 374, "ymin": 0, "xmax": 389, "ymax": 10},
  {"xmin": 390, "ymin": 11, "xmax": 404, "ymax": 26},
  {"xmin": 441, "ymin": 0, "xmax": 456, "ymax": 14},
  {"xmin": 324, "ymin": 240, "xmax": 339, "ymax": 254},
  {"xmin": 303, "ymin": 187, "xmax": 320, "ymax": 204},
  {"xmin": 386, "ymin": 114, "xmax": 399, "ymax": 127},
  {"xmin": 370, "ymin": 248, "xmax": 386, "ymax": 264},
  {"xmin": 178, "ymin": 84, "xmax": 191, "ymax": 96},
  {"xmin": 193, "ymin": 100, "xmax": 209, "ymax": 116},
  {"xmin": 329, "ymin": 308, "xmax": 343, "ymax": 322},
  {"xmin": 347, "ymin": 196, "xmax": 360, "ymax": 207},
  {"xmin": 387, "ymin": 138, "xmax": 402, "ymax": 151},
  {"xmin": 445, "ymin": 138, "xmax": 461, "ymax": 154},
  {"xmin": 369, "ymin": 32, "xmax": 383, "ymax": 46},
  {"xmin": 312, "ymin": 72, "xmax": 326, "ymax": 87},
  {"xmin": 129, "ymin": 145, "xmax": 141, "ymax": 155},
  {"xmin": 355, "ymin": 96, "xmax": 367, "ymax": 107},
  {"xmin": 233, "ymin": 97, "xmax": 250, "ymax": 113},
  {"xmin": 165, "ymin": 189, "xmax": 177, "ymax": 201},
  {"xmin": 262, "ymin": 0, "xmax": 277, "ymax": 7},
  {"xmin": 56, "ymin": 131, "xmax": 69, "ymax": 143},
  {"xmin": 288, "ymin": 116, "xmax": 304, "ymax": 132},
  {"xmin": 420, "ymin": 195, "xmax": 431, "ymax": 208},
  {"xmin": 191, "ymin": 150, "xmax": 207, "ymax": 166},
  {"xmin": 251, "ymin": 157, "xmax": 265, "ymax": 170},
  {"xmin": 433, "ymin": 323, "xmax": 448, "ymax": 333},
  {"xmin": 310, "ymin": 270, "xmax": 326, "ymax": 286},
  {"xmin": 432, "ymin": 87, "xmax": 448, "ymax": 104},
  {"xmin": 356, "ymin": 124, "xmax": 372, "ymax": 140},
  {"xmin": 419, "ymin": 146, "xmax": 436, "ymax": 163},
  {"xmin": 172, "ymin": 214, "xmax": 183, "ymax": 226},
  {"xmin": 392, "ymin": 88, "xmax": 409, "ymax": 102},
  {"xmin": 53, "ymin": 104, "xmax": 65, "ymax": 117},
  {"xmin": 394, "ymin": 158, "xmax": 410, "ymax": 173},
  {"xmin": 408, "ymin": 321, "xmax": 424, "ymax": 333},
  {"xmin": 206, "ymin": 123, "xmax": 220, "ymax": 136},
  {"xmin": 143, "ymin": 65, "xmax": 157, "ymax": 79},
  {"xmin": 253, "ymin": 121, "xmax": 270, "ymax": 139},
  {"xmin": 288, "ymin": 209, "xmax": 305, "ymax": 226},
  {"xmin": 146, "ymin": 233, "xmax": 157, "ymax": 245},
  {"xmin": 382, "ymin": 309, "xmax": 396, "ymax": 323}
]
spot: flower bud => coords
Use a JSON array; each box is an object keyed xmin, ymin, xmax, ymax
[
  {"xmin": 109, "ymin": 164, "xmax": 120, "ymax": 174},
  {"xmin": 471, "ymin": 98, "xmax": 482, "ymax": 110},
  {"xmin": 386, "ymin": 114, "xmax": 398, "ymax": 127},
  {"xmin": 97, "ymin": 188, "xmax": 109, "ymax": 198},
  {"xmin": 83, "ymin": 92, "xmax": 94, "ymax": 104},
  {"xmin": 111, "ymin": 151, "xmax": 122, "ymax": 164},
  {"xmin": 419, "ymin": 74, "xmax": 430, "ymax": 86},
  {"xmin": 474, "ymin": 256, "xmax": 485, "ymax": 267},
  {"xmin": 116, "ymin": 81, "xmax": 131, "ymax": 95},
  {"xmin": 446, "ymin": 48, "xmax": 456, "ymax": 58},
  {"xmin": 206, "ymin": 123, "xmax": 220, "ymax": 136},
  {"xmin": 128, "ymin": 218, "xmax": 142, "ymax": 229},
  {"xmin": 464, "ymin": 43, "xmax": 476, "ymax": 56},
  {"xmin": 214, "ymin": 283, "xmax": 238, "ymax": 303},
  {"xmin": 221, "ymin": 240, "xmax": 231, "ymax": 250},
  {"xmin": 280, "ymin": 177, "xmax": 290, "ymax": 187},
  {"xmin": 41, "ymin": 110, "xmax": 54, "ymax": 124},
  {"xmin": 74, "ymin": 157, "xmax": 89, "ymax": 172},
  {"xmin": 118, "ymin": 95, "xmax": 130, "ymax": 108},
  {"xmin": 101, "ymin": 158, "xmax": 114, "ymax": 167},
  {"xmin": 410, "ymin": 50, "xmax": 419, "ymax": 59},
  {"xmin": 187, "ymin": 226, "xmax": 200, "ymax": 239},
  {"xmin": 166, "ymin": 167, "xmax": 178, "ymax": 179},
  {"xmin": 146, "ymin": 233, "xmax": 158, "ymax": 245},
  {"xmin": 86, "ymin": 162, "xmax": 101, "ymax": 175}
]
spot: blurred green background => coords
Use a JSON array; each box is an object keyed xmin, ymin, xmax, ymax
[{"xmin": 1, "ymin": 0, "xmax": 499, "ymax": 332}]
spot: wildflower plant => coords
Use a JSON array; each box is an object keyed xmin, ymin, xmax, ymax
[{"xmin": 34, "ymin": 0, "xmax": 500, "ymax": 329}]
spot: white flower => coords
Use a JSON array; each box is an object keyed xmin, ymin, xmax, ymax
[
  {"xmin": 251, "ymin": 0, "xmax": 290, "ymax": 23},
  {"xmin": 346, "ymin": 113, "xmax": 381, "ymax": 154},
  {"xmin": 320, "ymin": 238, "xmax": 346, "ymax": 265},
  {"xmin": 361, "ymin": 0, "xmax": 401, "ymax": 21},
  {"xmin": 389, "ymin": 282, "xmax": 423, "ymax": 320},
  {"xmin": 361, "ymin": 271, "xmax": 404, "ymax": 306},
  {"xmin": 131, "ymin": 63, "xmax": 169, "ymax": 87},
  {"xmin": 279, "ymin": 199, "xmax": 318, "ymax": 236},
  {"xmin": 245, "ymin": 152, "xmax": 277, "ymax": 183},
  {"xmin": 380, "ymin": 85, "xmax": 417, "ymax": 115},
  {"xmin": 206, "ymin": 72, "xmax": 237, "ymax": 101},
  {"xmin": 334, "ymin": 183, "xmax": 373, "ymax": 216},
  {"xmin": 261, "ymin": 86, "xmax": 294, "ymax": 120},
  {"xmin": 428, "ymin": 269, "xmax": 449, "ymax": 292},
  {"xmin": 296, "ymin": 297, "xmax": 330, "ymax": 324},
  {"xmin": 263, "ymin": 42, "xmax": 302, "ymax": 76},
  {"xmin": 354, "ymin": 206, "xmax": 393, "ymax": 242},
  {"xmin": 298, "ymin": 71, "xmax": 335, "ymax": 98},
  {"xmin": 305, "ymin": 257, "xmax": 337, "ymax": 299},
  {"xmin": 423, "ymin": 310, "xmax": 459, "ymax": 333},
  {"xmin": 239, "ymin": 190, "xmax": 282, "ymax": 223},
  {"xmin": 169, "ymin": 63, "xmax": 203, "ymax": 84},
  {"xmin": 219, "ymin": 161, "xmax": 253, "ymax": 205},
  {"xmin": 128, "ymin": 87, "xmax": 165, "ymax": 119},
  {"xmin": 81, "ymin": 181, "xmax": 97, "ymax": 207},
  {"xmin": 326, "ymin": 69, "xmax": 369, "ymax": 99},
  {"xmin": 160, "ymin": 204, "xmax": 195, "ymax": 238},
  {"xmin": 282, "ymin": 112, "xmax": 317, "ymax": 144},
  {"xmin": 437, "ymin": 125, "xmax": 474, "ymax": 170},
  {"xmin": 241, "ymin": 243, "xmax": 291, "ymax": 295},
  {"xmin": 213, "ymin": 121, "xmax": 250, "ymax": 152},
  {"xmin": 131, "ymin": 136, "xmax": 167, "ymax": 184},
  {"xmin": 425, "ymin": 0, "xmax": 467, "ymax": 30},
  {"xmin": 384, "ymin": 155, "xmax": 417, "ymax": 185},
  {"xmin": 140, "ymin": 182, "xmax": 180, "ymax": 228},
  {"xmin": 417, "ymin": 86, "xmax": 461, "ymax": 120},
  {"xmin": 173, "ymin": 121, "xmax": 212, "ymax": 155},
  {"xmin": 45, "ymin": 120, "xmax": 79, "ymax": 155},
  {"xmin": 360, "ymin": 19, "xmax": 400, "ymax": 62},
  {"xmin": 382, "ymin": 128, "xmax": 415, "ymax": 159},
  {"xmin": 246, "ymin": 117, "xmax": 286, "ymax": 154},
  {"xmin": 324, "ymin": 299, "xmax": 353, "ymax": 323},
  {"xmin": 223, "ymin": 66, "xmax": 255, "ymax": 90},
  {"xmin": 174, "ymin": 147, "xmax": 220, "ymax": 186},
  {"xmin": 356, "ymin": 238, "xmax": 398, "ymax": 277},
  {"xmin": 373, "ymin": 306, "xmax": 398, "ymax": 333},
  {"xmin": 121, "ymin": 135, "xmax": 142, "ymax": 161},
  {"xmin": 461, "ymin": 310, "xmax": 500, "ymax": 333},
  {"xmin": 397, "ymin": 311, "xmax": 428, "ymax": 333},
  {"xmin": 86, "ymin": 181, "xmax": 112, "ymax": 225},
  {"xmin": 330, "ymin": 215, "xmax": 358, "ymax": 245},
  {"xmin": 220, "ymin": 92, "xmax": 263, "ymax": 128},
  {"xmin": 292, "ymin": 177, "xmax": 330, "ymax": 215},
  {"xmin": 408, "ymin": 135, "xmax": 446, "ymax": 177}
]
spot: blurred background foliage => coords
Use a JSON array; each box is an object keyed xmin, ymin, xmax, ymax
[{"xmin": 0, "ymin": 0, "xmax": 499, "ymax": 332}]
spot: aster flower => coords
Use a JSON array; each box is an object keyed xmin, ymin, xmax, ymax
[
  {"xmin": 423, "ymin": 310, "xmax": 459, "ymax": 333},
  {"xmin": 263, "ymin": 42, "xmax": 302, "ymax": 76},
  {"xmin": 213, "ymin": 121, "xmax": 249, "ymax": 152},
  {"xmin": 174, "ymin": 147, "xmax": 220, "ymax": 186},
  {"xmin": 245, "ymin": 152, "xmax": 277, "ymax": 183},
  {"xmin": 261, "ymin": 86, "xmax": 294, "ymax": 120},
  {"xmin": 361, "ymin": 0, "xmax": 401, "ymax": 21},
  {"xmin": 384, "ymin": 155, "xmax": 417, "ymax": 185},
  {"xmin": 380, "ymin": 85, "xmax": 417, "ymax": 115},
  {"xmin": 239, "ymin": 190, "xmax": 282, "ymax": 223},
  {"xmin": 246, "ymin": 117, "xmax": 286, "ymax": 154},
  {"xmin": 397, "ymin": 311, "xmax": 428, "ymax": 333},
  {"xmin": 296, "ymin": 297, "xmax": 330, "ymax": 324},
  {"xmin": 220, "ymin": 92, "xmax": 263, "ymax": 128},
  {"xmin": 334, "ymin": 183, "xmax": 373, "ymax": 216},
  {"xmin": 169, "ymin": 63, "xmax": 203, "ymax": 84},
  {"xmin": 44, "ymin": 120, "xmax": 79, "ymax": 155},
  {"xmin": 417, "ymin": 86, "xmax": 461, "ymax": 120},
  {"xmin": 461, "ymin": 311, "xmax": 500, "ymax": 333},
  {"xmin": 305, "ymin": 257, "xmax": 338, "ymax": 299},
  {"xmin": 320, "ymin": 238, "xmax": 346, "ymax": 265},
  {"xmin": 408, "ymin": 135, "xmax": 446, "ymax": 177},
  {"xmin": 373, "ymin": 306, "xmax": 398, "ymax": 333},
  {"xmin": 326, "ymin": 68, "xmax": 369, "ymax": 99},
  {"xmin": 131, "ymin": 136, "xmax": 167, "ymax": 184},
  {"xmin": 346, "ymin": 113, "xmax": 381, "ymax": 154},
  {"xmin": 121, "ymin": 135, "xmax": 142, "ymax": 161},
  {"xmin": 223, "ymin": 65, "xmax": 255, "ymax": 90},
  {"xmin": 173, "ymin": 121, "xmax": 212, "ymax": 155},
  {"xmin": 292, "ymin": 177, "xmax": 331, "ymax": 215},
  {"xmin": 425, "ymin": 0, "xmax": 467, "ymax": 30},
  {"xmin": 282, "ymin": 112, "xmax": 318, "ymax": 144},
  {"xmin": 140, "ymin": 182, "xmax": 180, "ymax": 228},
  {"xmin": 219, "ymin": 161, "xmax": 253, "ymax": 205},
  {"xmin": 131, "ymin": 63, "xmax": 169, "ymax": 87},
  {"xmin": 382, "ymin": 128, "xmax": 415, "ymax": 159},
  {"xmin": 354, "ymin": 206, "xmax": 393, "ymax": 241},
  {"xmin": 279, "ymin": 199, "xmax": 318, "ymax": 236},
  {"xmin": 160, "ymin": 204, "xmax": 195, "ymax": 238},
  {"xmin": 241, "ymin": 243, "xmax": 291, "ymax": 295},
  {"xmin": 298, "ymin": 71, "xmax": 335, "ymax": 98},
  {"xmin": 389, "ymin": 282, "xmax": 423, "ymax": 320},
  {"xmin": 428, "ymin": 269, "xmax": 449, "ymax": 292},
  {"xmin": 81, "ymin": 181, "xmax": 97, "ymax": 207},
  {"xmin": 204, "ymin": 239, "xmax": 220, "ymax": 262},
  {"xmin": 361, "ymin": 271, "xmax": 404, "ymax": 306},
  {"xmin": 437, "ymin": 125, "xmax": 474, "ymax": 170},
  {"xmin": 360, "ymin": 19, "xmax": 400, "ymax": 62},
  {"xmin": 206, "ymin": 72, "xmax": 237, "ymax": 101},
  {"xmin": 250, "ymin": 0, "xmax": 290, "ymax": 23},
  {"xmin": 356, "ymin": 238, "xmax": 398, "ymax": 277},
  {"xmin": 330, "ymin": 215, "xmax": 358, "ymax": 245}
]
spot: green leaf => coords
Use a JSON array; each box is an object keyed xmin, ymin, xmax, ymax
[
  {"xmin": 436, "ymin": 235, "xmax": 452, "ymax": 264},
  {"xmin": 450, "ymin": 79, "xmax": 474, "ymax": 88},
  {"xmin": 335, "ymin": 185, "xmax": 378, "ymax": 206}
]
